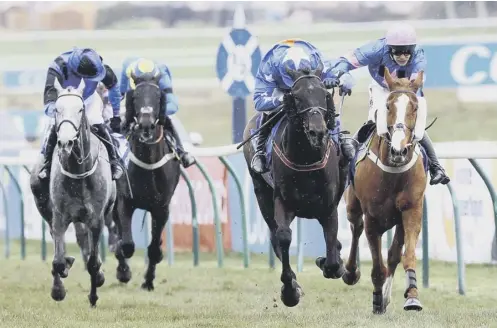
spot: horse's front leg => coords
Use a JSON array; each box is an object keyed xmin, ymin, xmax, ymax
[
  {"xmin": 342, "ymin": 187, "xmax": 364, "ymax": 285},
  {"xmin": 74, "ymin": 222, "xmax": 90, "ymax": 269},
  {"xmin": 141, "ymin": 207, "xmax": 168, "ymax": 291},
  {"xmin": 364, "ymin": 215, "xmax": 388, "ymax": 314},
  {"xmin": 382, "ymin": 223, "xmax": 405, "ymax": 311},
  {"xmin": 115, "ymin": 198, "xmax": 135, "ymax": 259},
  {"xmin": 316, "ymin": 208, "xmax": 344, "ymax": 279},
  {"xmin": 87, "ymin": 217, "xmax": 105, "ymax": 307},
  {"xmin": 51, "ymin": 216, "xmax": 74, "ymax": 302},
  {"xmin": 402, "ymin": 205, "xmax": 423, "ymax": 311},
  {"xmin": 274, "ymin": 194, "xmax": 302, "ymax": 307}
]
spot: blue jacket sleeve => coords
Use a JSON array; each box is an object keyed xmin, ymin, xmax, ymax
[
  {"xmin": 159, "ymin": 66, "xmax": 178, "ymax": 116},
  {"xmin": 333, "ymin": 39, "xmax": 384, "ymax": 73},
  {"xmin": 253, "ymin": 61, "xmax": 282, "ymax": 112}
]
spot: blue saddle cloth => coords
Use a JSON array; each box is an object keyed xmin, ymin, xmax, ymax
[
  {"xmin": 250, "ymin": 114, "xmax": 340, "ymax": 170},
  {"xmin": 348, "ymin": 132, "xmax": 428, "ymax": 188}
]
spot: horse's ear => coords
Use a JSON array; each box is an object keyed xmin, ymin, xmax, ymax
[
  {"xmin": 285, "ymin": 63, "xmax": 300, "ymax": 81},
  {"xmin": 312, "ymin": 61, "xmax": 324, "ymax": 78},
  {"xmin": 77, "ymin": 79, "xmax": 85, "ymax": 95},
  {"xmin": 384, "ymin": 66, "xmax": 395, "ymax": 89},
  {"xmin": 53, "ymin": 78, "xmax": 63, "ymax": 94},
  {"xmin": 410, "ymin": 71, "xmax": 424, "ymax": 91}
]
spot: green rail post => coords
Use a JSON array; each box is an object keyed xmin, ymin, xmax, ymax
[
  {"xmin": 4, "ymin": 166, "xmax": 25, "ymax": 260},
  {"xmin": 0, "ymin": 178, "xmax": 10, "ymax": 259},
  {"xmin": 269, "ymin": 240, "xmax": 275, "ymax": 269},
  {"xmin": 219, "ymin": 156, "xmax": 249, "ymax": 268},
  {"xmin": 468, "ymin": 159, "xmax": 497, "ymax": 250},
  {"xmin": 166, "ymin": 218, "xmax": 174, "ymax": 266},
  {"xmin": 194, "ymin": 160, "xmax": 224, "ymax": 268},
  {"xmin": 143, "ymin": 211, "xmax": 149, "ymax": 264},
  {"xmin": 422, "ymin": 195, "xmax": 429, "ymax": 288},
  {"xmin": 180, "ymin": 167, "xmax": 199, "ymax": 267},
  {"xmin": 296, "ymin": 218, "xmax": 303, "ymax": 273},
  {"xmin": 446, "ymin": 182, "xmax": 465, "ymax": 296}
]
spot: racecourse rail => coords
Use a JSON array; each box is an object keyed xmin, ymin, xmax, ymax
[{"xmin": 2, "ymin": 141, "xmax": 497, "ymax": 297}]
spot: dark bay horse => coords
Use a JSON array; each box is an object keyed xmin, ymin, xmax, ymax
[
  {"xmin": 243, "ymin": 65, "xmax": 348, "ymax": 307},
  {"xmin": 113, "ymin": 75, "xmax": 181, "ymax": 291},
  {"xmin": 29, "ymin": 79, "xmax": 115, "ymax": 307},
  {"xmin": 342, "ymin": 67, "xmax": 427, "ymax": 314}
]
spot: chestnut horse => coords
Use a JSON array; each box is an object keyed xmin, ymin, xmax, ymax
[{"xmin": 342, "ymin": 67, "xmax": 428, "ymax": 314}]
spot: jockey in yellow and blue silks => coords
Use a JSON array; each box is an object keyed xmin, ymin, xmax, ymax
[
  {"xmin": 39, "ymin": 47, "xmax": 124, "ymax": 181},
  {"xmin": 329, "ymin": 23, "xmax": 449, "ymax": 185},
  {"xmin": 250, "ymin": 38, "xmax": 356, "ymax": 174},
  {"xmin": 119, "ymin": 57, "xmax": 195, "ymax": 168}
]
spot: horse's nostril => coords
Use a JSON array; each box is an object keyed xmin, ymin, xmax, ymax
[
  {"xmin": 150, "ymin": 123, "xmax": 155, "ymax": 130},
  {"xmin": 309, "ymin": 131, "xmax": 317, "ymax": 138},
  {"xmin": 57, "ymin": 140, "xmax": 62, "ymax": 148},
  {"xmin": 402, "ymin": 148, "xmax": 408, "ymax": 156},
  {"xmin": 67, "ymin": 140, "xmax": 74, "ymax": 148}
]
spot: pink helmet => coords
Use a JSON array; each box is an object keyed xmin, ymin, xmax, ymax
[{"xmin": 386, "ymin": 23, "xmax": 417, "ymax": 46}]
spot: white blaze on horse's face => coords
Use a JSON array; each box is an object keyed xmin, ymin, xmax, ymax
[
  {"xmin": 54, "ymin": 79, "xmax": 85, "ymax": 148},
  {"xmin": 391, "ymin": 94, "xmax": 409, "ymax": 152}
]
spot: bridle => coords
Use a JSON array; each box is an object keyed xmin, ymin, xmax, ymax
[{"xmin": 129, "ymin": 81, "xmax": 164, "ymax": 145}]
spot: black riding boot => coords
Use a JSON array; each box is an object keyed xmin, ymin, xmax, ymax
[
  {"xmin": 38, "ymin": 123, "xmax": 58, "ymax": 180},
  {"xmin": 165, "ymin": 117, "xmax": 196, "ymax": 168},
  {"xmin": 93, "ymin": 123, "xmax": 124, "ymax": 180},
  {"xmin": 419, "ymin": 132, "xmax": 450, "ymax": 185},
  {"xmin": 250, "ymin": 113, "xmax": 273, "ymax": 174}
]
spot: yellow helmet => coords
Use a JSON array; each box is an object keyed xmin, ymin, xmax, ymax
[{"xmin": 126, "ymin": 58, "xmax": 161, "ymax": 90}]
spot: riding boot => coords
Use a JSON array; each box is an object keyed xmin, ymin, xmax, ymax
[
  {"xmin": 165, "ymin": 117, "xmax": 196, "ymax": 168},
  {"xmin": 250, "ymin": 113, "xmax": 273, "ymax": 174},
  {"xmin": 419, "ymin": 132, "xmax": 450, "ymax": 185},
  {"xmin": 93, "ymin": 123, "xmax": 124, "ymax": 180},
  {"xmin": 38, "ymin": 123, "xmax": 58, "ymax": 180}
]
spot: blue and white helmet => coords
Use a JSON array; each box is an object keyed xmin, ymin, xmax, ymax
[{"xmin": 279, "ymin": 46, "xmax": 323, "ymax": 88}]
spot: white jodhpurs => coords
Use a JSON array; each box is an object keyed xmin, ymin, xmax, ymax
[{"xmin": 85, "ymin": 91, "xmax": 105, "ymax": 125}]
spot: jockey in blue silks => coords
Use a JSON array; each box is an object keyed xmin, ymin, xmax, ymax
[
  {"xmin": 329, "ymin": 23, "xmax": 449, "ymax": 185},
  {"xmin": 119, "ymin": 57, "xmax": 195, "ymax": 168},
  {"xmin": 39, "ymin": 47, "xmax": 124, "ymax": 181},
  {"xmin": 250, "ymin": 38, "xmax": 356, "ymax": 174}
]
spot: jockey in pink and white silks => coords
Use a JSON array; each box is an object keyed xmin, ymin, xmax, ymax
[
  {"xmin": 39, "ymin": 47, "xmax": 124, "ymax": 181},
  {"xmin": 251, "ymin": 38, "xmax": 356, "ymax": 174},
  {"xmin": 330, "ymin": 23, "xmax": 450, "ymax": 185}
]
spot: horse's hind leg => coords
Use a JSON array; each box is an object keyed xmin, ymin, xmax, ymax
[
  {"xmin": 401, "ymin": 205, "xmax": 423, "ymax": 312},
  {"xmin": 382, "ymin": 223, "xmax": 405, "ymax": 310},
  {"xmin": 342, "ymin": 186, "xmax": 364, "ymax": 286},
  {"xmin": 274, "ymin": 194, "xmax": 301, "ymax": 307},
  {"xmin": 115, "ymin": 198, "xmax": 135, "ymax": 259},
  {"xmin": 113, "ymin": 205, "xmax": 131, "ymax": 284},
  {"xmin": 316, "ymin": 208, "xmax": 344, "ymax": 279},
  {"xmin": 364, "ymin": 215, "xmax": 387, "ymax": 314},
  {"xmin": 250, "ymin": 173, "xmax": 281, "ymax": 261},
  {"xmin": 51, "ymin": 217, "xmax": 74, "ymax": 302},
  {"xmin": 141, "ymin": 207, "xmax": 168, "ymax": 291},
  {"xmin": 87, "ymin": 218, "xmax": 105, "ymax": 307}
]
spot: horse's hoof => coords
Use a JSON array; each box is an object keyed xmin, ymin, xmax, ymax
[
  {"xmin": 316, "ymin": 257, "xmax": 344, "ymax": 279},
  {"xmin": 116, "ymin": 267, "xmax": 132, "ymax": 284},
  {"xmin": 280, "ymin": 280, "xmax": 301, "ymax": 307},
  {"xmin": 315, "ymin": 257, "xmax": 326, "ymax": 270},
  {"xmin": 372, "ymin": 305, "xmax": 386, "ymax": 315},
  {"xmin": 121, "ymin": 242, "xmax": 135, "ymax": 259},
  {"xmin": 342, "ymin": 269, "xmax": 361, "ymax": 285},
  {"xmin": 51, "ymin": 285, "xmax": 66, "ymax": 302},
  {"xmin": 65, "ymin": 256, "xmax": 75, "ymax": 269},
  {"xmin": 96, "ymin": 271, "xmax": 105, "ymax": 288},
  {"xmin": 404, "ymin": 297, "xmax": 423, "ymax": 311},
  {"xmin": 141, "ymin": 281, "xmax": 154, "ymax": 291},
  {"xmin": 88, "ymin": 293, "xmax": 98, "ymax": 307}
]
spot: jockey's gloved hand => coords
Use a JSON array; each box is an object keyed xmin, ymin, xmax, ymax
[
  {"xmin": 323, "ymin": 77, "xmax": 340, "ymax": 89},
  {"xmin": 283, "ymin": 93, "xmax": 295, "ymax": 110},
  {"xmin": 110, "ymin": 116, "xmax": 121, "ymax": 133},
  {"xmin": 338, "ymin": 73, "xmax": 355, "ymax": 96}
]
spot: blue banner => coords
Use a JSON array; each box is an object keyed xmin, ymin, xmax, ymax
[{"xmin": 423, "ymin": 42, "xmax": 497, "ymax": 88}]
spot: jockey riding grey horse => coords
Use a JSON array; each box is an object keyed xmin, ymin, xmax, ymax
[{"xmin": 30, "ymin": 79, "xmax": 116, "ymax": 307}]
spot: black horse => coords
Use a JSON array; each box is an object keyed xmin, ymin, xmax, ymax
[
  {"xmin": 113, "ymin": 74, "xmax": 181, "ymax": 291},
  {"xmin": 243, "ymin": 65, "xmax": 348, "ymax": 307}
]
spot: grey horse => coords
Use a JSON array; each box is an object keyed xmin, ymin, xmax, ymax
[{"xmin": 29, "ymin": 79, "xmax": 116, "ymax": 307}]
